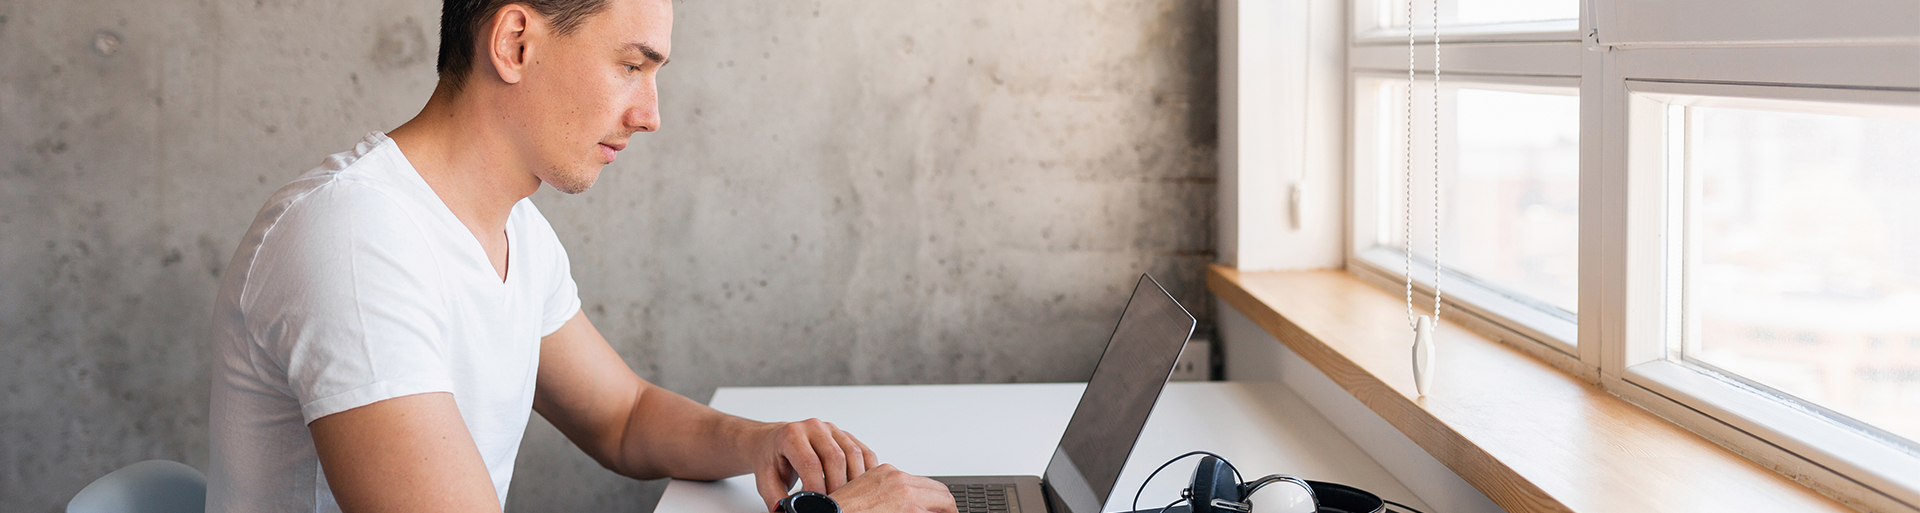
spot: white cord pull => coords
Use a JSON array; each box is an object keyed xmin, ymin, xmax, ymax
[
  {"xmin": 1288, "ymin": 183, "xmax": 1303, "ymax": 230},
  {"xmin": 1412, "ymin": 315, "xmax": 1434, "ymax": 396}
]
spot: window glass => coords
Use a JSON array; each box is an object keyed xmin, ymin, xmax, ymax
[
  {"xmin": 1381, "ymin": 85, "xmax": 1581, "ymax": 314},
  {"xmin": 1454, "ymin": 0, "xmax": 1578, "ymax": 25},
  {"xmin": 1678, "ymin": 102, "xmax": 1920, "ymax": 445},
  {"xmin": 1383, "ymin": 0, "xmax": 1579, "ymax": 28}
]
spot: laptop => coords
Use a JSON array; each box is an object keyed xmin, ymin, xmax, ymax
[{"xmin": 934, "ymin": 274, "xmax": 1198, "ymax": 513}]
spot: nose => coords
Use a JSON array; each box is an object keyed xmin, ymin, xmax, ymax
[
  {"xmin": 625, "ymin": 81, "xmax": 661, "ymax": 133},
  {"xmin": 625, "ymin": 105, "xmax": 659, "ymax": 133}
]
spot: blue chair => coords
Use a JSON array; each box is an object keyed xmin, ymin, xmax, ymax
[{"xmin": 67, "ymin": 460, "xmax": 206, "ymax": 513}]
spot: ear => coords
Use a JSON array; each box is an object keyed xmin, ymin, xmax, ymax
[{"xmin": 486, "ymin": 4, "xmax": 536, "ymax": 85}]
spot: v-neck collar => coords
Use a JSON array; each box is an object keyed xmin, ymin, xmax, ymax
[{"xmin": 373, "ymin": 131, "xmax": 518, "ymax": 287}]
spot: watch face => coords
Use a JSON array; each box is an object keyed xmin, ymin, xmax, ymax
[{"xmin": 784, "ymin": 492, "xmax": 838, "ymax": 513}]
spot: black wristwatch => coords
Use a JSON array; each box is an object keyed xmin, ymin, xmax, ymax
[{"xmin": 778, "ymin": 491, "xmax": 841, "ymax": 513}]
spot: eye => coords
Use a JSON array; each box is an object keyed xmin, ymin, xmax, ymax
[{"xmin": 625, "ymin": 64, "xmax": 642, "ymax": 74}]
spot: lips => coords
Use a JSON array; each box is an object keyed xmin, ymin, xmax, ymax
[{"xmin": 599, "ymin": 142, "xmax": 621, "ymax": 163}]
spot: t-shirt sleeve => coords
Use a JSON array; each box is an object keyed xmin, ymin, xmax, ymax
[
  {"xmin": 240, "ymin": 184, "xmax": 456, "ymax": 424},
  {"xmin": 525, "ymin": 203, "xmax": 581, "ymax": 336}
]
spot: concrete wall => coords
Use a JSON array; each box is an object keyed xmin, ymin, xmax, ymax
[{"xmin": 0, "ymin": 0, "xmax": 1217, "ymax": 511}]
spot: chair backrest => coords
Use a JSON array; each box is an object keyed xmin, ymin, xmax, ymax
[{"xmin": 67, "ymin": 460, "xmax": 206, "ymax": 513}]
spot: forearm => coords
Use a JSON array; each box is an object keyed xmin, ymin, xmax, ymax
[
  {"xmin": 533, "ymin": 314, "xmax": 916, "ymax": 512},
  {"xmin": 601, "ymin": 380, "xmax": 899, "ymax": 512},
  {"xmin": 610, "ymin": 381, "xmax": 773, "ymax": 480}
]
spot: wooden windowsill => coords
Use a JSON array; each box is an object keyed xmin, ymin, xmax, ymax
[{"xmin": 1207, "ymin": 265, "xmax": 1849, "ymax": 513}]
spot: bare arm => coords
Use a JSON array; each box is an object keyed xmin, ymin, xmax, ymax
[
  {"xmin": 534, "ymin": 310, "xmax": 953, "ymax": 513},
  {"xmin": 531, "ymin": 309, "xmax": 774, "ymax": 480},
  {"xmin": 309, "ymin": 393, "xmax": 503, "ymax": 513}
]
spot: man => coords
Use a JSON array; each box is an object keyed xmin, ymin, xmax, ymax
[{"xmin": 206, "ymin": 1, "xmax": 959, "ymax": 512}]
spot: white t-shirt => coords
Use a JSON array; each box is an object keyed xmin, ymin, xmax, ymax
[{"xmin": 206, "ymin": 132, "xmax": 582, "ymax": 512}]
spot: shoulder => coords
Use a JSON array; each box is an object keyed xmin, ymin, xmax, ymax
[
  {"xmin": 239, "ymin": 184, "xmax": 444, "ymax": 319},
  {"xmin": 265, "ymin": 176, "xmax": 433, "ymax": 256},
  {"xmin": 239, "ymin": 141, "xmax": 447, "ymax": 305},
  {"xmin": 261, "ymin": 136, "xmax": 439, "ymax": 254},
  {"xmin": 251, "ymin": 134, "xmax": 426, "ymax": 235}
]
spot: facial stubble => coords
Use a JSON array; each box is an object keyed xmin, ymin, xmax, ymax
[{"xmin": 543, "ymin": 162, "xmax": 601, "ymax": 194}]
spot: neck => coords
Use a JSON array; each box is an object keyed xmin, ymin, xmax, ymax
[{"xmin": 387, "ymin": 81, "xmax": 543, "ymax": 234}]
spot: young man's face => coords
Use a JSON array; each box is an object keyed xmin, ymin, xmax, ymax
[{"xmin": 516, "ymin": 0, "xmax": 672, "ymax": 194}]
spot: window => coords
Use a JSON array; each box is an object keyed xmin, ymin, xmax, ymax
[
  {"xmin": 1336, "ymin": 0, "xmax": 1920, "ymax": 507},
  {"xmin": 1364, "ymin": 83, "xmax": 1581, "ymax": 314},
  {"xmin": 1623, "ymin": 82, "xmax": 1920, "ymax": 509},
  {"xmin": 1446, "ymin": 88, "xmax": 1580, "ymax": 313},
  {"xmin": 1347, "ymin": 0, "xmax": 1585, "ymax": 355},
  {"xmin": 1673, "ymin": 99, "xmax": 1920, "ymax": 446}
]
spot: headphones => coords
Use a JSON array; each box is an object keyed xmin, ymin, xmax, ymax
[
  {"xmin": 1130, "ymin": 451, "xmax": 1426, "ymax": 513},
  {"xmin": 1183, "ymin": 454, "xmax": 1315, "ymax": 513}
]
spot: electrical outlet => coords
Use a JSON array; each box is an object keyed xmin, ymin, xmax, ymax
[{"xmin": 1170, "ymin": 338, "xmax": 1212, "ymax": 381}]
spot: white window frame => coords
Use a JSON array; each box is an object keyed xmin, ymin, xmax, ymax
[
  {"xmin": 1345, "ymin": 1, "xmax": 1594, "ymax": 376},
  {"xmin": 1328, "ymin": 0, "xmax": 1920, "ymax": 509},
  {"xmin": 1609, "ymin": 73, "xmax": 1920, "ymax": 513}
]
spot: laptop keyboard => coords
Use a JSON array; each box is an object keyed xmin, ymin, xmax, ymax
[{"xmin": 948, "ymin": 484, "xmax": 1018, "ymax": 513}]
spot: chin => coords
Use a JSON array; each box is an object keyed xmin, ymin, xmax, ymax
[{"xmin": 542, "ymin": 166, "xmax": 602, "ymax": 195}]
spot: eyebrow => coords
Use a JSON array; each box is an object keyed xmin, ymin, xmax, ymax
[{"xmin": 625, "ymin": 42, "xmax": 669, "ymax": 66}]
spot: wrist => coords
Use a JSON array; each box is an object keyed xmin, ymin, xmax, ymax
[{"xmin": 727, "ymin": 418, "xmax": 780, "ymax": 465}]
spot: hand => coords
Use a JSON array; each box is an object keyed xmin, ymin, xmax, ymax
[
  {"xmin": 752, "ymin": 418, "xmax": 881, "ymax": 512},
  {"xmin": 829, "ymin": 464, "xmax": 958, "ymax": 513}
]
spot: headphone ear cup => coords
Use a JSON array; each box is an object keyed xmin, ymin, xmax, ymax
[
  {"xmin": 1189, "ymin": 457, "xmax": 1217, "ymax": 513},
  {"xmin": 1188, "ymin": 456, "xmax": 1242, "ymax": 513},
  {"xmin": 1210, "ymin": 460, "xmax": 1243, "ymax": 506}
]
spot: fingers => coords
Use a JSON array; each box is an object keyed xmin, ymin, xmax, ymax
[
  {"xmin": 755, "ymin": 457, "xmax": 797, "ymax": 513},
  {"xmin": 808, "ymin": 423, "xmax": 850, "ymax": 492},
  {"xmin": 855, "ymin": 434, "xmax": 879, "ymax": 470},
  {"xmin": 764, "ymin": 418, "xmax": 883, "ymax": 502},
  {"xmin": 782, "ymin": 423, "xmax": 830, "ymax": 495},
  {"xmin": 832, "ymin": 428, "xmax": 872, "ymax": 480}
]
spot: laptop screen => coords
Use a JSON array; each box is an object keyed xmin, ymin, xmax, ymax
[{"xmin": 1041, "ymin": 274, "xmax": 1196, "ymax": 513}]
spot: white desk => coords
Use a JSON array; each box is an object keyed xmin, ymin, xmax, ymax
[{"xmin": 656, "ymin": 382, "xmax": 1430, "ymax": 513}]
